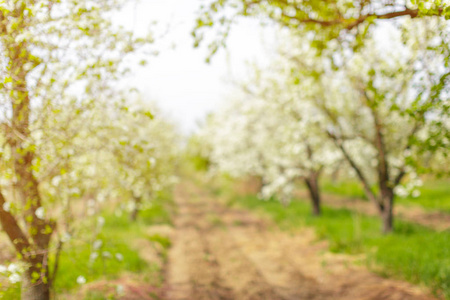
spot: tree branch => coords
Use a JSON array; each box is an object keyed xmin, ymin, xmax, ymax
[
  {"xmin": 281, "ymin": 7, "xmax": 443, "ymax": 30},
  {"xmin": 328, "ymin": 131, "xmax": 383, "ymax": 211},
  {"xmin": 0, "ymin": 189, "xmax": 31, "ymax": 258}
]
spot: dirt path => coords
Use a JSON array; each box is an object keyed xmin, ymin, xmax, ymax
[
  {"xmin": 164, "ymin": 181, "xmax": 438, "ymax": 300},
  {"xmin": 296, "ymin": 191, "xmax": 450, "ymax": 231}
]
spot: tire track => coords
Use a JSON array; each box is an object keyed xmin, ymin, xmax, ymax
[{"xmin": 164, "ymin": 181, "xmax": 439, "ymax": 300}]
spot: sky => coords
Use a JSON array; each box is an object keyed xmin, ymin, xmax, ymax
[{"xmin": 119, "ymin": 0, "xmax": 277, "ymax": 134}]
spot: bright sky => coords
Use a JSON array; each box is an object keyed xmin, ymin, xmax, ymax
[{"xmin": 120, "ymin": 0, "xmax": 277, "ymax": 134}]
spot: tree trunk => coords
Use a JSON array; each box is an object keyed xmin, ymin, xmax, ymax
[
  {"xmin": 2, "ymin": 192, "xmax": 51, "ymax": 300},
  {"xmin": 0, "ymin": 191, "xmax": 31, "ymax": 255},
  {"xmin": 1, "ymin": 10, "xmax": 54, "ymax": 298},
  {"xmin": 304, "ymin": 173, "xmax": 321, "ymax": 216},
  {"xmin": 130, "ymin": 197, "xmax": 142, "ymax": 221},
  {"xmin": 21, "ymin": 262, "xmax": 51, "ymax": 300},
  {"xmin": 380, "ymin": 187, "xmax": 394, "ymax": 234},
  {"xmin": 382, "ymin": 208, "xmax": 393, "ymax": 234}
]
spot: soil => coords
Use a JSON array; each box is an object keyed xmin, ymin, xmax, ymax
[{"xmin": 163, "ymin": 181, "xmax": 439, "ymax": 300}]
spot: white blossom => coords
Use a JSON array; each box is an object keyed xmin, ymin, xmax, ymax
[
  {"xmin": 51, "ymin": 176, "xmax": 62, "ymax": 187},
  {"xmin": 2, "ymin": 202, "xmax": 11, "ymax": 212},
  {"xmin": 35, "ymin": 207, "xmax": 45, "ymax": 220},
  {"xmin": 394, "ymin": 186, "xmax": 408, "ymax": 198},
  {"xmin": 77, "ymin": 276, "xmax": 86, "ymax": 285},
  {"xmin": 89, "ymin": 252, "xmax": 99, "ymax": 262},
  {"xmin": 61, "ymin": 232, "xmax": 72, "ymax": 243},
  {"xmin": 115, "ymin": 253, "xmax": 124, "ymax": 261},
  {"xmin": 9, "ymin": 273, "xmax": 21, "ymax": 284},
  {"xmin": 7, "ymin": 264, "xmax": 19, "ymax": 273},
  {"xmin": 116, "ymin": 284, "xmax": 125, "ymax": 296},
  {"xmin": 97, "ymin": 216, "xmax": 105, "ymax": 228},
  {"xmin": 412, "ymin": 190, "xmax": 421, "ymax": 198},
  {"xmin": 93, "ymin": 240, "xmax": 103, "ymax": 250}
]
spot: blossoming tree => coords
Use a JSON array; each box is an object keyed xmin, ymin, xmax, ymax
[
  {"xmin": 201, "ymin": 67, "xmax": 341, "ymax": 215},
  {"xmin": 286, "ymin": 19, "xmax": 450, "ymax": 233},
  {"xmin": 110, "ymin": 101, "xmax": 179, "ymax": 221},
  {"xmin": 0, "ymin": 0, "xmax": 154, "ymax": 298},
  {"xmin": 193, "ymin": 0, "xmax": 450, "ymax": 60}
]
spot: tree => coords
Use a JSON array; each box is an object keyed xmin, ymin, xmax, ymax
[
  {"xmin": 193, "ymin": 0, "xmax": 449, "ymax": 60},
  {"xmin": 110, "ymin": 101, "xmax": 179, "ymax": 221},
  {"xmin": 292, "ymin": 19, "xmax": 450, "ymax": 233},
  {"xmin": 0, "ymin": 1, "xmax": 153, "ymax": 298},
  {"xmin": 200, "ymin": 67, "xmax": 341, "ymax": 215},
  {"xmin": 202, "ymin": 17, "xmax": 449, "ymax": 232}
]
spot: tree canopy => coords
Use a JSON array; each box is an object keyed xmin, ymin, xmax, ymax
[{"xmin": 193, "ymin": 0, "xmax": 450, "ymax": 59}]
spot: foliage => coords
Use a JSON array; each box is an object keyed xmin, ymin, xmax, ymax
[
  {"xmin": 198, "ymin": 18, "xmax": 449, "ymax": 231},
  {"xmin": 305, "ymin": 19, "xmax": 450, "ymax": 232},
  {"xmin": 184, "ymin": 133, "xmax": 212, "ymax": 172},
  {"xmin": 193, "ymin": 0, "xmax": 450, "ymax": 60},
  {"xmin": 197, "ymin": 71, "xmax": 341, "ymax": 214},
  {"xmin": 106, "ymin": 99, "xmax": 179, "ymax": 221},
  {"xmin": 0, "ymin": 1, "xmax": 179, "ymax": 297}
]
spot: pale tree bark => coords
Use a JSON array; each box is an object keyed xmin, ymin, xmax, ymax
[
  {"xmin": 9, "ymin": 49, "xmax": 53, "ymax": 300},
  {"xmin": 0, "ymin": 3, "xmax": 54, "ymax": 299}
]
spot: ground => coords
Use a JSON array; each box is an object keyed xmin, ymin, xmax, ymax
[
  {"xmin": 163, "ymin": 181, "xmax": 438, "ymax": 300},
  {"xmin": 1, "ymin": 179, "xmax": 444, "ymax": 299}
]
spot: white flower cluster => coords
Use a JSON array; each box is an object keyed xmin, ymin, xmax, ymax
[
  {"xmin": 200, "ymin": 72, "xmax": 341, "ymax": 202},
  {"xmin": 394, "ymin": 174, "xmax": 423, "ymax": 198},
  {"xmin": 0, "ymin": 263, "xmax": 24, "ymax": 284},
  {"xmin": 199, "ymin": 19, "xmax": 449, "ymax": 207},
  {"xmin": 76, "ymin": 275, "xmax": 86, "ymax": 285}
]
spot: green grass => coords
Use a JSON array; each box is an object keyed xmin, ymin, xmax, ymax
[
  {"xmin": 397, "ymin": 180, "xmax": 450, "ymax": 213},
  {"xmin": 52, "ymin": 215, "xmax": 146, "ymax": 294},
  {"xmin": 321, "ymin": 179, "xmax": 368, "ymax": 200},
  {"xmin": 0, "ymin": 284, "xmax": 20, "ymax": 300},
  {"xmin": 52, "ymin": 197, "xmax": 173, "ymax": 295},
  {"xmin": 1, "ymin": 195, "xmax": 173, "ymax": 300},
  {"xmin": 0, "ymin": 218, "xmax": 147, "ymax": 300},
  {"xmin": 140, "ymin": 202, "xmax": 173, "ymax": 226},
  {"xmin": 231, "ymin": 195, "xmax": 450, "ymax": 299},
  {"xmin": 321, "ymin": 178, "xmax": 450, "ymax": 213}
]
